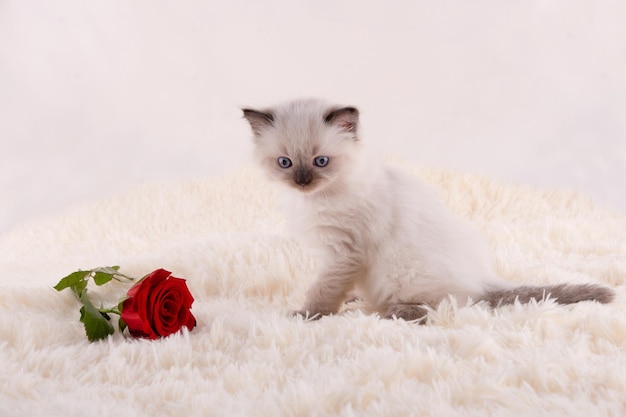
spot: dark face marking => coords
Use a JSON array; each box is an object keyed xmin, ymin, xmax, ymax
[{"xmin": 294, "ymin": 167, "xmax": 313, "ymax": 186}]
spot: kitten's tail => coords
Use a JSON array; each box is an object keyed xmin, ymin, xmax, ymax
[{"xmin": 481, "ymin": 283, "xmax": 615, "ymax": 307}]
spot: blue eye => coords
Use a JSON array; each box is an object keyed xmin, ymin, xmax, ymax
[
  {"xmin": 314, "ymin": 156, "xmax": 329, "ymax": 167},
  {"xmin": 277, "ymin": 157, "xmax": 292, "ymax": 168}
]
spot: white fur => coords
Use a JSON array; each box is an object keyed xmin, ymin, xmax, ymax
[
  {"xmin": 247, "ymin": 99, "xmax": 515, "ymax": 317},
  {"xmin": 294, "ymin": 160, "xmax": 508, "ymax": 310},
  {"xmin": 1, "ymin": 163, "xmax": 624, "ymax": 416}
]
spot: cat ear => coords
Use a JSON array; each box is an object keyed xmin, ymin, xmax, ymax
[
  {"xmin": 242, "ymin": 108, "xmax": 275, "ymax": 137},
  {"xmin": 323, "ymin": 107, "xmax": 359, "ymax": 134}
]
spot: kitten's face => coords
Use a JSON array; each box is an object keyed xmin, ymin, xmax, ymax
[{"xmin": 243, "ymin": 99, "xmax": 360, "ymax": 195}]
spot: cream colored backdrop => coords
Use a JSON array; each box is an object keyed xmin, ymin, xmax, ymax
[{"xmin": 1, "ymin": 1, "xmax": 625, "ymax": 234}]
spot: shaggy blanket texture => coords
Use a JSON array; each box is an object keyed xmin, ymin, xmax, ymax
[{"xmin": 1, "ymin": 163, "xmax": 625, "ymax": 417}]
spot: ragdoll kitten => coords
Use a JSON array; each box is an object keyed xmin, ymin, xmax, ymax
[{"xmin": 242, "ymin": 98, "xmax": 615, "ymax": 321}]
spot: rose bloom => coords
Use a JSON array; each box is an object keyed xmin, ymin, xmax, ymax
[{"xmin": 121, "ymin": 269, "xmax": 196, "ymax": 339}]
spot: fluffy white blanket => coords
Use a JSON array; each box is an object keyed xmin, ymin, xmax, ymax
[{"xmin": 1, "ymin": 163, "xmax": 625, "ymax": 417}]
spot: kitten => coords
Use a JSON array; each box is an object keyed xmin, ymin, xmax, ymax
[{"xmin": 242, "ymin": 98, "xmax": 615, "ymax": 321}]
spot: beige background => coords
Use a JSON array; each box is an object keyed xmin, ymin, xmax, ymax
[{"xmin": 2, "ymin": 1, "xmax": 625, "ymax": 235}]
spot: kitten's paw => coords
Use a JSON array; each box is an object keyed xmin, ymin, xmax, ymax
[
  {"xmin": 345, "ymin": 295, "xmax": 363, "ymax": 304},
  {"xmin": 384, "ymin": 304, "xmax": 429, "ymax": 324},
  {"xmin": 289, "ymin": 310, "xmax": 324, "ymax": 321}
]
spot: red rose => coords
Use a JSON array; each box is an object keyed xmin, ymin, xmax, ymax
[{"xmin": 121, "ymin": 269, "xmax": 196, "ymax": 339}]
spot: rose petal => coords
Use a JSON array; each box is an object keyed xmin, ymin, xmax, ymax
[
  {"xmin": 121, "ymin": 269, "xmax": 173, "ymax": 339},
  {"xmin": 120, "ymin": 269, "xmax": 196, "ymax": 339}
]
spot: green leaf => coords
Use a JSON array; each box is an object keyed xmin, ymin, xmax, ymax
[
  {"xmin": 54, "ymin": 270, "xmax": 91, "ymax": 292},
  {"xmin": 79, "ymin": 290, "xmax": 114, "ymax": 342},
  {"xmin": 117, "ymin": 297, "xmax": 128, "ymax": 334},
  {"xmin": 93, "ymin": 266, "xmax": 121, "ymax": 275},
  {"xmin": 118, "ymin": 317, "xmax": 127, "ymax": 334},
  {"xmin": 93, "ymin": 271, "xmax": 114, "ymax": 286},
  {"xmin": 72, "ymin": 280, "xmax": 88, "ymax": 298},
  {"xmin": 118, "ymin": 296, "xmax": 128, "ymax": 310}
]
